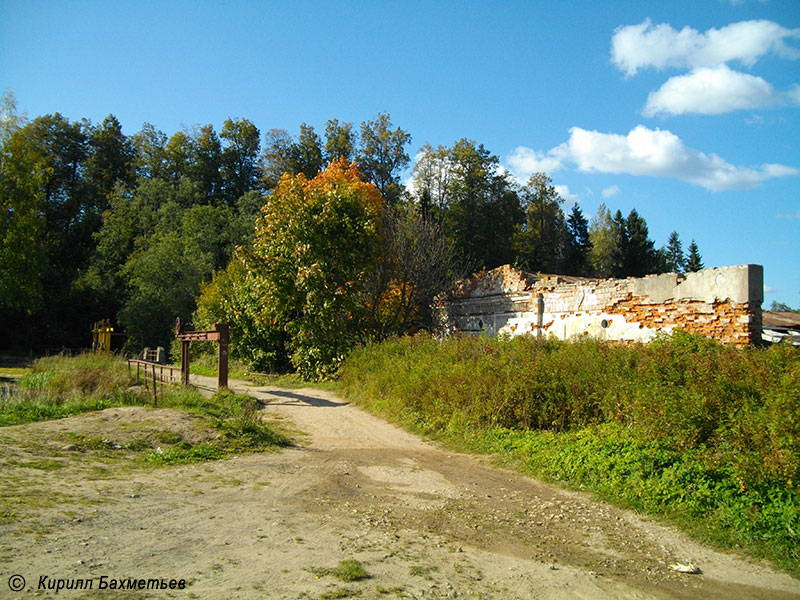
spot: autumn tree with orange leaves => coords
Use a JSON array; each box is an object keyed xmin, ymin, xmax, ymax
[{"xmin": 236, "ymin": 159, "xmax": 384, "ymax": 378}]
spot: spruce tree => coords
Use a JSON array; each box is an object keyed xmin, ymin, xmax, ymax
[
  {"xmin": 686, "ymin": 240, "xmax": 704, "ymax": 272},
  {"xmin": 624, "ymin": 209, "xmax": 657, "ymax": 277},
  {"xmin": 664, "ymin": 231, "xmax": 685, "ymax": 273},
  {"xmin": 610, "ymin": 210, "xmax": 628, "ymax": 278},
  {"xmin": 565, "ymin": 204, "xmax": 591, "ymax": 276}
]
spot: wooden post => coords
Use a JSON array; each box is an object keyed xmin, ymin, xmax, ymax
[
  {"xmin": 181, "ymin": 340, "xmax": 190, "ymax": 386},
  {"xmin": 152, "ymin": 367, "xmax": 158, "ymax": 407},
  {"xmin": 215, "ymin": 323, "xmax": 229, "ymax": 390},
  {"xmin": 175, "ymin": 320, "xmax": 230, "ymax": 391}
]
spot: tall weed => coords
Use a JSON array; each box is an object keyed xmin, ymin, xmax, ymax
[{"xmin": 339, "ymin": 331, "xmax": 800, "ymax": 574}]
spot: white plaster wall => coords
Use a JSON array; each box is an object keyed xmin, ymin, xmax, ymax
[{"xmin": 444, "ymin": 264, "xmax": 762, "ymax": 344}]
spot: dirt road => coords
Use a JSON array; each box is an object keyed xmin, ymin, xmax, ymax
[{"xmin": 1, "ymin": 377, "xmax": 798, "ymax": 599}]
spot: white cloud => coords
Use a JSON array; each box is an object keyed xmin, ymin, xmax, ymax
[
  {"xmin": 504, "ymin": 146, "xmax": 565, "ymax": 182},
  {"xmin": 602, "ymin": 185, "xmax": 620, "ymax": 198},
  {"xmin": 611, "ymin": 19, "xmax": 800, "ymax": 76},
  {"xmin": 787, "ymin": 85, "xmax": 800, "ymax": 106},
  {"xmin": 643, "ymin": 65, "xmax": 782, "ymax": 116},
  {"xmin": 506, "ymin": 125, "xmax": 799, "ymax": 192},
  {"xmin": 554, "ymin": 185, "xmax": 578, "ymax": 202},
  {"xmin": 777, "ymin": 211, "xmax": 800, "ymax": 219}
]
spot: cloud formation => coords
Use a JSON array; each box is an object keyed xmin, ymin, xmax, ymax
[
  {"xmin": 505, "ymin": 146, "xmax": 565, "ymax": 177},
  {"xmin": 602, "ymin": 185, "xmax": 620, "ymax": 198},
  {"xmin": 612, "ymin": 19, "xmax": 800, "ymax": 117},
  {"xmin": 554, "ymin": 185, "xmax": 578, "ymax": 202},
  {"xmin": 504, "ymin": 125, "xmax": 798, "ymax": 192},
  {"xmin": 643, "ymin": 65, "xmax": 783, "ymax": 116},
  {"xmin": 611, "ymin": 19, "xmax": 800, "ymax": 76}
]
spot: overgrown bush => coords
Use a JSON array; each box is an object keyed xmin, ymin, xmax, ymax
[{"xmin": 339, "ymin": 331, "xmax": 800, "ymax": 573}]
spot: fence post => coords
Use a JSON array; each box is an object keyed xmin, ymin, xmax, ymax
[
  {"xmin": 152, "ymin": 367, "xmax": 158, "ymax": 407},
  {"xmin": 216, "ymin": 323, "xmax": 229, "ymax": 390},
  {"xmin": 181, "ymin": 340, "xmax": 190, "ymax": 386}
]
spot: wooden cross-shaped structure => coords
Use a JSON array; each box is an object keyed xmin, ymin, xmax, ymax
[{"xmin": 175, "ymin": 319, "xmax": 230, "ymax": 390}]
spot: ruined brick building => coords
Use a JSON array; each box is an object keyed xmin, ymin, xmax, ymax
[{"xmin": 438, "ymin": 264, "xmax": 764, "ymax": 346}]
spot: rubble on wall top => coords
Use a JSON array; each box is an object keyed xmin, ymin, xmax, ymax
[{"xmin": 453, "ymin": 264, "xmax": 598, "ymax": 298}]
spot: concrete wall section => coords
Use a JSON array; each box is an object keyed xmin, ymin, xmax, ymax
[{"xmin": 441, "ymin": 264, "xmax": 763, "ymax": 346}]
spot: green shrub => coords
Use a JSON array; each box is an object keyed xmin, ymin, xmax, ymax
[{"xmin": 339, "ymin": 331, "xmax": 800, "ymax": 575}]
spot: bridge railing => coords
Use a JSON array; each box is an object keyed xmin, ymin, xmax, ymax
[{"xmin": 127, "ymin": 359, "xmax": 180, "ymax": 406}]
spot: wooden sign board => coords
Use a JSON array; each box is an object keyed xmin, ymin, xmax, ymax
[{"xmin": 175, "ymin": 319, "xmax": 229, "ymax": 390}]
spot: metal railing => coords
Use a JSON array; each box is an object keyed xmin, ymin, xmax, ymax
[{"xmin": 128, "ymin": 359, "xmax": 180, "ymax": 406}]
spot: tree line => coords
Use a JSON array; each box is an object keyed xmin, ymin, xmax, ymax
[{"xmin": 0, "ymin": 91, "xmax": 703, "ymax": 363}]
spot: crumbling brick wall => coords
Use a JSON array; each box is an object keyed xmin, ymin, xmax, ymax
[{"xmin": 440, "ymin": 264, "xmax": 763, "ymax": 346}]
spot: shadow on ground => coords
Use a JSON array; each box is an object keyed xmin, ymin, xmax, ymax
[{"xmin": 259, "ymin": 389, "xmax": 348, "ymax": 408}]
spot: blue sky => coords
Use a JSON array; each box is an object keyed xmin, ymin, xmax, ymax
[{"xmin": 2, "ymin": 0, "xmax": 799, "ymax": 307}]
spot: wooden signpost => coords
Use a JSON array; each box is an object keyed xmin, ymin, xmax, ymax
[{"xmin": 175, "ymin": 319, "xmax": 230, "ymax": 390}]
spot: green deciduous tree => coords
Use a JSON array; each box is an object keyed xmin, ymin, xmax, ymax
[
  {"xmin": 357, "ymin": 112, "xmax": 411, "ymax": 205},
  {"xmin": 324, "ymin": 118, "xmax": 355, "ymax": 164},
  {"xmin": 769, "ymin": 300, "xmax": 798, "ymax": 312},
  {"xmin": 221, "ymin": 117, "xmax": 260, "ymax": 203},
  {"xmin": 411, "ymin": 140, "xmax": 521, "ymax": 271},
  {"xmin": 190, "ymin": 124, "xmax": 223, "ymax": 203},
  {"xmin": 165, "ymin": 130, "xmax": 194, "ymax": 182},
  {"xmin": 588, "ymin": 204, "xmax": 619, "ymax": 278},
  {"xmin": 194, "ymin": 254, "xmax": 291, "ymax": 371},
  {"xmin": 259, "ymin": 128, "xmax": 295, "ymax": 190},
  {"xmin": 290, "ymin": 123, "xmax": 324, "ymax": 178},
  {"xmin": 85, "ymin": 115, "xmax": 136, "ymax": 206},
  {"xmin": 0, "ymin": 111, "xmax": 47, "ymax": 312},
  {"xmin": 246, "ymin": 158, "xmax": 385, "ymax": 378},
  {"xmin": 119, "ymin": 229, "xmax": 213, "ymax": 349},
  {"xmin": 132, "ymin": 123, "xmax": 169, "ymax": 180},
  {"xmin": 514, "ymin": 172, "xmax": 569, "ymax": 273}
]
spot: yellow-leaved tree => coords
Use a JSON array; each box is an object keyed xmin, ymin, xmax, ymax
[
  {"xmin": 221, "ymin": 159, "xmax": 383, "ymax": 378},
  {"xmin": 195, "ymin": 158, "xmax": 460, "ymax": 379}
]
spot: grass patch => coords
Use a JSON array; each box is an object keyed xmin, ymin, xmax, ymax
[
  {"xmin": 20, "ymin": 459, "xmax": 65, "ymax": 471},
  {"xmin": 310, "ymin": 559, "xmax": 370, "ymax": 582},
  {"xmin": 247, "ymin": 372, "xmax": 342, "ymax": 392},
  {"xmin": 339, "ymin": 331, "xmax": 800, "ymax": 577},
  {"xmin": 1, "ymin": 353, "xmax": 137, "ymax": 427},
  {"xmin": 0, "ymin": 354, "xmax": 292, "ymax": 466},
  {"xmin": 409, "ymin": 565, "xmax": 438, "ymax": 580},
  {"xmin": 144, "ymin": 443, "xmax": 226, "ymax": 465},
  {"xmin": 0, "ymin": 367, "xmax": 29, "ymax": 379},
  {"xmin": 132, "ymin": 388, "xmax": 292, "ymax": 464},
  {"xmin": 318, "ymin": 588, "xmax": 360, "ymax": 599},
  {"xmin": 166, "ymin": 350, "xmax": 253, "ymax": 381},
  {"xmin": 0, "ymin": 389, "xmax": 141, "ymax": 427}
]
